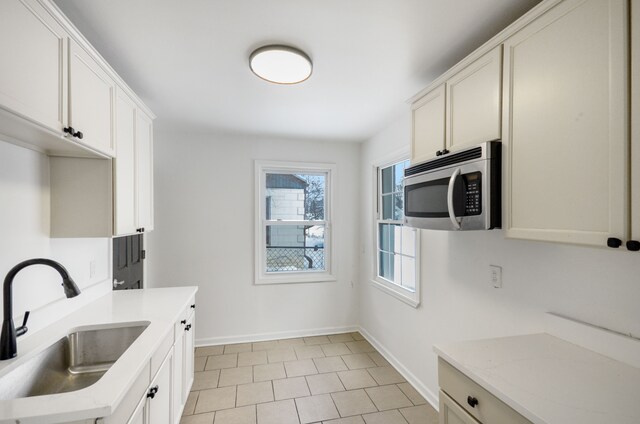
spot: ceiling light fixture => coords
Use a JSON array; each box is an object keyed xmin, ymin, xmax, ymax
[{"xmin": 249, "ymin": 45, "xmax": 312, "ymax": 85}]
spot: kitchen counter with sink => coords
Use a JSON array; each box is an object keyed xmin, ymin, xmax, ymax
[{"xmin": 0, "ymin": 287, "xmax": 197, "ymax": 423}]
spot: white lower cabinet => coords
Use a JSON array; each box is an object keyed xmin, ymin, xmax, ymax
[
  {"xmin": 147, "ymin": 350, "xmax": 173, "ymax": 424},
  {"xmin": 127, "ymin": 395, "xmax": 147, "ymax": 424},
  {"xmin": 440, "ymin": 391, "xmax": 479, "ymax": 424}
]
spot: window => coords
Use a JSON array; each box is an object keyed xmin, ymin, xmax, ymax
[
  {"xmin": 373, "ymin": 158, "xmax": 420, "ymax": 307},
  {"xmin": 255, "ymin": 160, "xmax": 336, "ymax": 284}
]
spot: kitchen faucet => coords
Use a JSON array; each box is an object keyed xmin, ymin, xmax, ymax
[{"xmin": 1, "ymin": 258, "xmax": 81, "ymax": 360}]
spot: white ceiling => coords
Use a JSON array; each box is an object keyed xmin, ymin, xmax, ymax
[{"xmin": 54, "ymin": 0, "xmax": 540, "ymax": 142}]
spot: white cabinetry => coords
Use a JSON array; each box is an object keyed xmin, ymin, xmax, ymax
[
  {"xmin": 631, "ymin": 0, "xmax": 640, "ymax": 252},
  {"xmin": 146, "ymin": 351, "xmax": 173, "ymax": 424},
  {"xmin": 502, "ymin": 0, "xmax": 628, "ymax": 247},
  {"xmin": 135, "ymin": 110, "xmax": 154, "ymax": 232},
  {"xmin": 127, "ymin": 396, "xmax": 146, "ymax": 424},
  {"xmin": 68, "ymin": 39, "xmax": 115, "ymax": 157},
  {"xmin": 438, "ymin": 358, "xmax": 532, "ymax": 424},
  {"xmin": 173, "ymin": 302, "xmax": 196, "ymax": 421},
  {"xmin": 114, "ymin": 91, "xmax": 155, "ymax": 236},
  {"xmin": 411, "ymin": 47, "xmax": 502, "ymax": 164},
  {"xmin": 411, "ymin": 85, "xmax": 445, "ymax": 164},
  {"xmin": 0, "ymin": 0, "xmax": 68, "ymax": 133},
  {"xmin": 446, "ymin": 46, "xmax": 502, "ymax": 151}
]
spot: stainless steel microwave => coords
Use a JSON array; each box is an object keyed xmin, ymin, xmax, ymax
[{"xmin": 403, "ymin": 141, "xmax": 501, "ymax": 231}]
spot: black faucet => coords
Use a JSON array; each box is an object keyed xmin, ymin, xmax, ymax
[{"xmin": 1, "ymin": 258, "xmax": 81, "ymax": 360}]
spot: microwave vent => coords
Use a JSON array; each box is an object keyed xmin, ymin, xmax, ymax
[{"xmin": 405, "ymin": 147, "xmax": 483, "ymax": 176}]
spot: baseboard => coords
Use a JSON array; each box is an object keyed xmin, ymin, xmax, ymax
[
  {"xmin": 195, "ymin": 324, "xmax": 359, "ymax": 347},
  {"xmin": 358, "ymin": 326, "xmax": 440, "ymax": 412}
]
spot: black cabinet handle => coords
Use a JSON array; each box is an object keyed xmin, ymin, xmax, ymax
[
  {"xmin": 436, "ymin": 150, "xmax": 442, "ymax": 156},
  {"xmin": 181, "ymin": 319, "xmax": 187, "ymax": 325},
  {"xmin": 63, "ymin": 126, "xmax": 75, "ymax": 136},
  {"xmin": 607, "ymin": 237, "xmax": 622, "ymax": 248},
  {"xmin": 136, "ymin": 228, "xmax": 145, "ymax": 233},
  {"xmin": 147, "ymin": 385, "xmax": 159, "ymax": 398},
  {"xmin": 467, "ymin": 396, "xmax": 479, "ymax": 408},
  {"xmin": 626, "ymin": 240, "xmax": 640, "ymax": 251},
  {"xmin": 185, "ymin": 324, "xmax": 192, "ymax": 331},
  {"xmin": 191, "ymin": 304, "xmax": 196, "ymax": 309},
  {"xmin": 74, "ymin": 130, "xmax": 83, "ymax": 139},
  {"xmin": 442, "ymin": 149, "xmax": 450, "ymax": 155}
]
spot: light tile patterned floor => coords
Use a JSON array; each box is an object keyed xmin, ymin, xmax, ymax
[{"xmin": 181, "ymin": 332, "xmax": 439, "ymax": 424}]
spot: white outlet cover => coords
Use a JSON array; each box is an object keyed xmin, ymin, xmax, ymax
[{"xmin": 490, "ymin": 265, "xmax": 502, "ymax": 288}]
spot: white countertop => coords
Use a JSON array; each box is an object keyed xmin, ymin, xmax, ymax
[
  {"xmin": 0, "ymin": 287, "xmax": 197, "ymax": 424},
  {"xmin": 434, "ymin": 333, "xmax": 640, "ymax": 424}
]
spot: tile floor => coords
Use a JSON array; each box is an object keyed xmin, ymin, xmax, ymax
[{"xmin": 181, "ymin": 332, "xmax": 439, "ymax": 424}]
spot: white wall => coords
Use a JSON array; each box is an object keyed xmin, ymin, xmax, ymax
[
  {"xmin": 0, "ymin": 140, "xmax": 110, "ymax": 335},
  {"xmin": 358, "ymin": 113, "xmax": 640, "ymax": 407},
  {"xmin": 146, "ymin": 129, "xmax": 361, "ymax": 345}
]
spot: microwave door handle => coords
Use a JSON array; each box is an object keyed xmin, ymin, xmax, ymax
[{"xmin": 447, "ymin": 167, "xmax": 462, "ymax": 230}]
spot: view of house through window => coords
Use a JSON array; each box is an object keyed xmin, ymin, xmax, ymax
[
  {"xmin": 377, "ymin": 159, "xmax": 417, "ymax": 293},
  {"xmin": 264, "ymin": 172, "xmax": 327, "ymax": 273}
]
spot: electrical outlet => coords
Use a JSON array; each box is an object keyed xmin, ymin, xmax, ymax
[
  {"xmin": 490, "ymin": 265, "xmax": 502, "ymax": 288},
  {"xmin": 89, "ymin": 260, "xmax": 96, "ymax": 278}
]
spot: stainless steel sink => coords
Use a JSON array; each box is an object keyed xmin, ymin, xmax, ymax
[{"xmin": 0, "ymin": 322, "xmax": 149, "ymax": 399}]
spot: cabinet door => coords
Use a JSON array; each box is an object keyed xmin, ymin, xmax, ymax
[
  {"xmin": 631, "ymin": 0, "xmax": 640, "ymax": 248},
  {"xmin": 135, "ymin": 110, "xmax": 154, "ymax": 231},
  {"xmin": 446, "ymin": 46, "xmax": 502, "ymax": 151},
  {"xmin": 114, "ymin": 89, "xmax": 137, "ymax": 235},
  {"xmin": 126, "ymin": 395, "xmax": 147, "ymax": 424},
  {"xmin": 183, "ymin": 314, "xmax": 195, "ymax": 402},
  {"xmin": 147, "ymin": 350, "xmax": 173, "ymax": 424},
  {"xmin": 412, "ymin": 84, "xmax": 445, "ymax": 163},
  {"xmin": 0, "ymin": 0, "xmax": 67, "ymax": 132},
  {"xmin": 502, "ymin": 0, "xmax": 628, "ymax": 247},
  {"xmin": 172, "ymin": 325, "xmax": 185, "ymax": 424},
  {"xmin": 439, "ymin": 391, "xmax": 480, "ymax": 424},
  {"xmin": 69, "ymin": 39, "xmax": 115, "ymax": 157}
]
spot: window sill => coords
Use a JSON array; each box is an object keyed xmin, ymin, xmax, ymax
[
  {"xmin": 370, "ymin": 278, "xmax": 420, "ymax": 308},
  {"xmin": 256, "ymin": 273, "xmax": 337, "ymax": 285}
]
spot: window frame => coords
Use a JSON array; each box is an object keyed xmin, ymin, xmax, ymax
[
  {"xmin": 255, "ymin": 160, "xmax": 337, "ymax": 285},
  {"xmin": 371, "ymin": 151, "xmax": 421, "ymax": 307}
]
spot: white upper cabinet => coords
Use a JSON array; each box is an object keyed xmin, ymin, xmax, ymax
[
  {"xmin": 446, "ymin": 46, "xmax": 502, "ymax": 151},
  {"xmin": 411, "ymin": 46, "xmax": 503, "ymax": 164},
  {"xmin": 68, "ymin": 39, "xmax": 116, "ymax": 157},
  {"xmin": 114, "ymin": 89, "xmax": 137, "ymax": 235},
  {"xmin": 631, "ymin": 0, "xmax": 640, "ymax": 252},
  {"xmin": 411, "ymin": 84, "xmax": 446, "ymax": 164},
  {"xmin": 135, "ymin": 110, "xmax": 154, "ymax": 232},
  {"xmin": 502, "ymin": 0, "xmax": 628, "ymax": 247},
  {"xmin": 0, "ymin": 0, "xmax": 68, "ymax": 133}
]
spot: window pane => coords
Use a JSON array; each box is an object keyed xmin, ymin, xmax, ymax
[
  {"xmin": 266, "ymin": 224, "xmax": 325, "ymax": 272},
  {"xmin": 379, "ymin": 251, "xmax": 391, "ymax": 280},
  {"xmin": 401, "ymin": 256, "xmax": 416, "ymax": 292},
  {"xmin": 393, "ymin": 193, "xmax": 403, "ymax": 220},
  {"xmin": 266, "ymin": 173, "xmax": 325, "ymax": 220},
  {"xmin": 392, "ymin": 224, "xmax": 402, "ymax": 254},
  {"xmin": 394, "ymin": 163, "xmax": 405, "ymax": 192},
  {"xmin": 382, "ymin": 194, "xmax": 393, "ymax": 220},
  {"xmin": 379, "ymin": 223, "xmax": 390, "ymax": 252},
  {"xmin": 381, "ymin": 166, "xmax": 393, "ymax": 194},
  {"xmin": 401, "ymin": 226, "xmax": 415, "ymax": 257},
  {"xmin": 393, "ymin": 253, "xmax": 402, "ymax": 284}
]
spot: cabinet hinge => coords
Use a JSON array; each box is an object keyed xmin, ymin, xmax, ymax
[{"xmin": 141, "ymin": 250, "xmax": 146, "ymax": 260}]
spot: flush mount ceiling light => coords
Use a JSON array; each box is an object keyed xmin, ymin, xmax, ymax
[{"xmin": 249, "ymin": 45, "xmax": 312, "ymax": 84}]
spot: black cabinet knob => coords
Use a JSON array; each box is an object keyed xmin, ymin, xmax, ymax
[
  {"xmin": 185, "ymin": 324, "xmax": 192, "ymax": 331},
  {"xmin": 181, "ymin": 320, "xmax": 187, "ymax": 325},
  {"xmin": 467, "ymin": 396, "xmax": 479, "ymax": 408},
  {"xmin": 442, "ymin": 149, "xmax": 450, "ymax": 155},
  {"xmin": 63, "ymin": 126, "xmax": 75, "ymax": 136},
  {"xmin": 147, "ymin": 385, "xmax": 159, "ymax": 398},
  {"xmin": 436, "ymin": 150, "xmax": 442, "ymax": 156},
  {"xmin": 607, "ymin": 237, "xmax": 622, "ymax": 248},
  {"xmin": 191, "ymin": 304, "xmax": 196, "ymax": 309},
  {"xmin": 74, "ymin": 130, "xmax": 83, "ymax": 140},
  {"xmin": 627, "ymin": 240, "xmax": 640, "ymax": 251}
]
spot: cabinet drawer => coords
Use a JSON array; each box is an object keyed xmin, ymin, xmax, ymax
[{"xmin": 438, "ymin": 358, "xmax": 531, "ymax": 424}]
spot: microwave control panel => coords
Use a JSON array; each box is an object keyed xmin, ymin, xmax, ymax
[{"xmin": 464, "ymin": 173, "xmax": 481, "ymax": 215}]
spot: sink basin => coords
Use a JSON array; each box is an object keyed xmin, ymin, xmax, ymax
[{"xmin": 0, "ymin": 322, "xmax": 149, "ymax": 400}]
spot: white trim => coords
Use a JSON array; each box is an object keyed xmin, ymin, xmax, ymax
[
  {"xmin": 254, "ymin": 160, "xmax": 337, "ymax": 285},
  {"xmin": 371, "ymin": 152, "xmax": 421, "ymax": 307},
  {"xmin": 195, "ymin": 325, "xmax": 358, "ymax": 347},
  {"xmin": 358, "ymin": 326, "xmax": 439, "ymax": 412}
]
